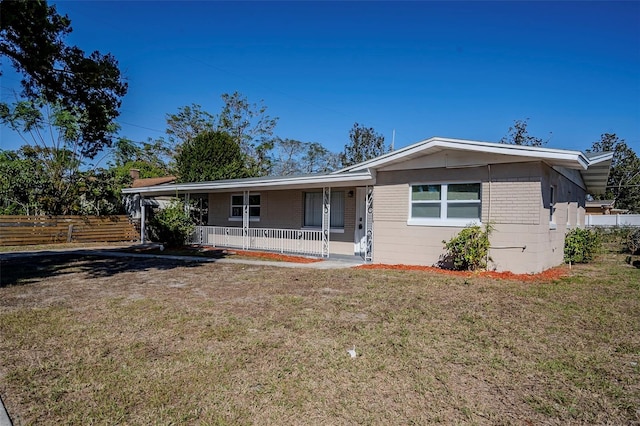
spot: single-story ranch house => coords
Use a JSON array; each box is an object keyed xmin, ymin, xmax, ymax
[{"xmin": 122, "ymin": 137, "xmax": 612, "ymax": 274}]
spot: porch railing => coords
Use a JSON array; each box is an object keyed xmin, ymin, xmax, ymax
[{"xmin": 189, "ymin": 226, "xmax": 324, "ymax": 257}]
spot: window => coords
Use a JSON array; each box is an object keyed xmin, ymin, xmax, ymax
[
  {"xmin": 230, "ymin": 194, "xmax": 260, "ymax": 220},
  {"xmin": 409, "ymin": 183, "xmax": 481, "ymax": 226},
  {"xmin": 304, "ymin": 191, "xmax": 344, "ymax": 228}
]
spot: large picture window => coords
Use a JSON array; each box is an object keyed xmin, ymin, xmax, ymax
[
  {"xmin": 409, "ymin": 183, "xmax": 481, "ymax": 225},
  {"xmin": 230, "ymin": 194, "xmax": 260, "ymax": 220},
  {"xmin": 304, "ymin": 191, "xmax": 344, "ymax": 228}
]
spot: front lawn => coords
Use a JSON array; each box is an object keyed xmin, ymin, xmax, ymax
[{"xmin": 0, "ymin": 252, "xmax": 638, "ymax": 424}]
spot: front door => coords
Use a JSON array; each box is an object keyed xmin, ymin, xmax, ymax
[{"xmin": 354, "ymin": 187, "xmax": 367, "ymax": 257}]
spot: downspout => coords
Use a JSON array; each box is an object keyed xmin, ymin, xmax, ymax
[
  {"xmin": 140, "ymin": 196, "xmax": 146, "ymax": 244},
  {"xmin": 487, "ymin": 165, "xmax": 491, "ymax": 267},
  {"xmin": 487, "ymin": 164, "xmax": 492, "ymax": 223}
]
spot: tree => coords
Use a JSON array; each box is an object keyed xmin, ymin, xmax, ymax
[
  {"xmin": 165, "ymin": 104, "xmax": 215, "ymax": 155},
  {"xmin": 588, "ymin": 133, "xmax": 640, "ymax": 213},
  {"xmin": 0, "ymin": 0, "xmax": 128, "ymax": 158},
  {"xmin": 164, "ymin": 93, "xmax": 279, "ymax": 176},
  {"xmin": 340, "ymin": 122, "xmax": 387, "ymax": 167},
  {"xmin": 217, "ymin": 92, "xmax": 278, "ymax": 176},
  {"xmin": 1, "ymin": 100, "xmax": 85, "ymax": 214},
  {"xmin": 499, "ymin": 119, "xmax": 548, "ymax": 147},
  {"xmin": 175, "ymin": 131, "xmax": 249, "ymax": 182},
  {"xmin": 110, "ymin": 137, "xmax": 173, "ymax": 182},
  {"xmin": 0, "ymin": 149, "xmax": 48, "ymax": 215},
  {"xmin": 302, "ymin": 142, "xmax": 340, "ymax": 174}
]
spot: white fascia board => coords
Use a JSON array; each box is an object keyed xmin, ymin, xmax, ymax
[
  {"xmin": 335, "ymin": 137, "xmax": 590, "ymax": 172},
  {"xmin": 121, "ymin": 171, "xmax": 374, "ymax": 196},
  {"xmin": 586, "ymin": 151, "xmax": 614, "ymax": 165}
]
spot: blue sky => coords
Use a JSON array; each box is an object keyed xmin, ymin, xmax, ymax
[{"xmin": 1, "ymin": 1, "xmax": 639, "ymax": 158}]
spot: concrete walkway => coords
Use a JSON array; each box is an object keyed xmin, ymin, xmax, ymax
[
  {"xmin": 0, "ymin": 245, "xmax": 365, "ymax": 269},
  {"xmin": 0, "ymin": 395, "xmax": 11, "ymax": 426}
]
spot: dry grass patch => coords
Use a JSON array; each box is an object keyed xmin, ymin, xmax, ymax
[{"xmin": 0, "ymin": 253, "xmax": 638, "ymax": 425}]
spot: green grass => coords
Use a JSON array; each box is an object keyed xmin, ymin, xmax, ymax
[{"xmin": 0, "ymin": 252, "xmax": 638, "ymax": 424}]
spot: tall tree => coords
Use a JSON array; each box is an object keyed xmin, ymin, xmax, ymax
[
  {"xmin": 499, "ymin": 119, "xmax": 548, "ymax": 147},
  {"xmin": 175, "ymin": 131, "xmax": 249, "ymax": 182},
  {"xmin": 0, "ymin": 0, "xmax": 128, "ymax": 158},
  {"xmin": 588, "ymin": 133, "xmax": 640, "ymax": 213},
  {"xmin": 302, "ymin": 142, "xmax": 340, "ymax": 174},
  {"xmin": 165, "ymin": 104, "xmax": 215, "ymax": 154},
  {"xmin": 1, "ymin": 100, "xmax": 85, "ymax": 214},
  {"xmin": 271, "ymin": 139, "xmax": 339, "ymax": 175},
  {"xmin": 217, "ymin": 92, "xmax": 278, "ymax": 176},
  {"xmin": 341, "ymin": 122, "xmax": 387, "ymax": 167},
  {"xmin": 110, "ymin": 137, "xmax": 172, "ymax": 181}
]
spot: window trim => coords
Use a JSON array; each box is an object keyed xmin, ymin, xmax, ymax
[
  {"xmin": 408, "ymin": 182, "xmax": 482, "ymax": 227},
  {"xmin": 229, "ymin": 193, "xmax": 261, "ymax": 222}
]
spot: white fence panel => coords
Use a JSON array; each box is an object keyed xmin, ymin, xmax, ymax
[
  {"xmin": 189, "ymin": 226, "xmax": 323, "ymax": 256},
  {"xmin": 585, "ymin": 214, "xmax": 640, "ymax": 227}
]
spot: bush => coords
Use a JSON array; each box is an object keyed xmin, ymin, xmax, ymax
[
  {"xmin": 564, "ymin": 228, "xmax": 601, "ymax": 263},
  {"xmin": 440, "ymin": 224, "xmax": 493, "ymax": 271},
  {"xmin": 148, "ymin": 199, "xmax": 195, "ymax": 247},
  {"xmin": 627, "ymin": 228, "xmax": 640, "ymax": 255}
]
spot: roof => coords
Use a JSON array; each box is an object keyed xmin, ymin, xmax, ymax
[
  {"xmin": 335, "ymin": 137, "xmax": 612, "ymax": 194},
  {"xmin": 122, "ymin": 170, "xmax": 374, "ymax": 196},
  {"xmin": 122, "ymin": 137, "xmax": 613, "ymax": 196},
  {"xmin": 131, "ymin": 176, "xmax": 176, "ymax": 188}
]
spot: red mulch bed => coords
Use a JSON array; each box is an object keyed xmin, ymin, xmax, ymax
[
  {"xmin": 355, "ymin": 263, "xmax": 569, "ymax": 281},
  {"xmin": 227, "ymin": 249, "xmax": 322, "ymax": 264}
]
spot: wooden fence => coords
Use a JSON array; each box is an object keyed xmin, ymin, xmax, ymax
[{"xmin": 0, "ymin": 215, "xmax": 139, "ymax": 246}]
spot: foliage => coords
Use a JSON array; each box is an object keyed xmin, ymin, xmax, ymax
[
  {"xmin": 302, "ymin": 142, "xmax": 341, "ymax": 174},
  {"xmin": 340, "ymin": 122, "xmax": 387, "ymax": 167},
  {"xmin": 587, "ymin": 133, "xmax": 640, "ymax": 213},
  {"xmin": 110, "ymin": 137, "xmax": 173, "ymax": 181},
  {"xmin": 564, "ymin": 228, "xmax": 601, "ymax": 263},
  {"xmin": 0, "ymin": 100, "xmax": 134, "ymax": 215},
  {"xmin": 627, "ymin": 228, "xmax": 640, "ymax": 255},
  {"xmin": 164, "ymin": 92, "xmax": 278, "ymax": 176},
  {"xmin": 272, "ymin": 138, "xmax": 340, "ymax": 176},
  {"xmin": 0, "ymin": 0, "xmax": 127, "ymax": 158},
  {"xmin": 0, "ymin": 149, "xmax": 48, "ymax": 215},
  {"xmin": 148, "ymin": 199, "xmax": 194, "ymax": 247},
  {"xmin": 165, "ymin": 104, "xmax": 215, "ymax": 156},
  {"xmin": 216, "ymin": 92, "xmax": 278, "ymax": 176},
  {"xmin": 77, "ymin": 167, "xmax": 129, "ymax": 216},
  {"xmin": 175, "ymin": 131, "xmax": 249, "ymax": 182},
  {"xmin": 499, "ymin": 118, "xmax": 548, "ymax": 147},
  {"xmin": 441, "ymin": 224, "xmax": 493, "ymax": 271}
]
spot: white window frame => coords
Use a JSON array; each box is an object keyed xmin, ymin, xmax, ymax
[
  {"xmin": 408, "ymin": 182, "xmax": 482, "ymax": 227},
  {"xmin": 229, "ymin": 193, "xmax": 261, "ymax": 222},
  {"xmin": 302, "ymin": 190, "xmax": 345, "ymax": 233}
]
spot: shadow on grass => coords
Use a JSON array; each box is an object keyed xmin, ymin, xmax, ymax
[{"xmin": 0, "ymin": 248, "xmax": 218, "ymax": 288}]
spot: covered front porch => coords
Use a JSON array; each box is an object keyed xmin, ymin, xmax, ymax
[
  {"xmin": 122, "ymin": 173, "xmax": 375, "ymax": 261},
  {"xmin": 188, "ymin": 186, "xmax": 374, "ymax": 259}
]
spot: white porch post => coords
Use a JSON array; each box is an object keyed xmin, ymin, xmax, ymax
[
  {"xmin": 242, "ymin": 190, "xmax": 249, "ymax": 250},
  {"xmin": 365, "ymin": 186, "xmax": 373, "ymax": 262},
  {"xmin": 322, "ymin": 187, "xmax": 331, "ymax": 258},
  {"xmin": 140, "ymin": 197, "xmax": 146, "ymax": 244}
]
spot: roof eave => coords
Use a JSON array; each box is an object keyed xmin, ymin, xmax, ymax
[{"xmin": 121, "ymin": 171, "xmax": 374, "ymax": 196}]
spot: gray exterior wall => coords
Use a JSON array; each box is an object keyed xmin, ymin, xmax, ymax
[
  {"xmin": 207, "ymin": 188, "xmax": 357, "ymax": 255},
  {"xmin": 372, "ymin": 161, "xmax": 586, "ymax": 274}
]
